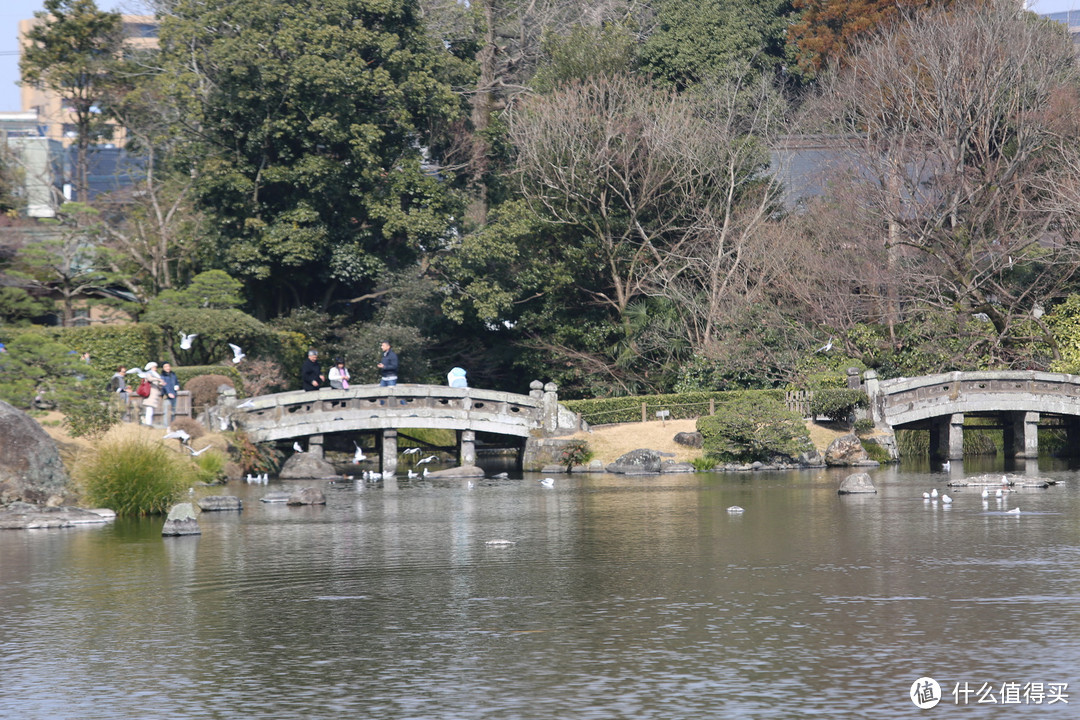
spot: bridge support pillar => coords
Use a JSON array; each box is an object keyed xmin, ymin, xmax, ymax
[
  {"xmin": 380, "ymin": 430, "xmax": 398, "ymax": 477},
  {"xmin": 458, "ymin": 430, "xmax": 476, "ymax": 467},
  {"xmin": 1067, "ymin": 418, "xmax": 1080, "ymax": 457},
  {"xmin": 930, "ymin": 413, "xmax": 964, "ymax": 461},
  {"xmin": 308, "ymin": 434, "xmax": 324, "ymax": 460},
  {"xmin": 1004, "ymin": 411, "xmax": 1039, "ymax": 459}
]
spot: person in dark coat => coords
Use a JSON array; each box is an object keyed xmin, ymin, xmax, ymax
[
  {"xmin": 302, "ymin": 349, "xmax": 324, "ymax": 391},
  {"xmin": 377, "ymin": 341, "xmax": 398, "ymax": 387}
]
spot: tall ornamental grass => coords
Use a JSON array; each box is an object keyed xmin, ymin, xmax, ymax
[{"xmin": 76, "ymin": 437, "xmax": 195, "ymax": 516}]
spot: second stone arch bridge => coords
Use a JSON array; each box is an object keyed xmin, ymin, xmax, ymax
[{"xmin": 865, "ymin": 370, "xmax": 1080, "ymax": 460}]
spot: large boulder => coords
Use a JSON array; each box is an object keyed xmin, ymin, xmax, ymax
[
  {"xmin": 279, "ymin": 452, "xmax": 338, "ymax": 479},
  {"xmin": 606, "ymin": 448, "xmax": 663, "ymax": 474},
  {"xmin": 0, "ymin": 400, "xmax": 72, "ymax": 506},
  {"xmin": 825, "ymin": 434, "xmax": 869, "ymax": 466},
  {"xmin": 673, "ymin": 431, "xmax": 703, "ymax": 449}
]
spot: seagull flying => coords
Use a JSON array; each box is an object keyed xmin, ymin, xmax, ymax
[
  {"xmin": 815, "ymin": 337, "xmax": 834, "ymax": 353},
  {"xmin": 415, "ymin": 455, "xmax": 438, "ymax": 466},
  {"xmin": 163, "ymin": 428, "xmax": 191, "ymax": 443},
  {"xmin": 179, "ymin": 332, "xmax": 197, "ymax": 350},
  {"xmin": 228, "ymin": 343, "xmax": 246, "ymax": 363},
  {"xmin": 188, "ymin": 444, "xmax": 211, "ymax": 456},
  {"xmin": 403, "ymin": 447, "xmax": 421, "ymax": 456},
  {"xmin": 293, "ymin": 441, "xmax": 304, "ymax": 453},
  {"xmin": 353, "ymin": 442, "xmax": 366, "ymax": 463}
]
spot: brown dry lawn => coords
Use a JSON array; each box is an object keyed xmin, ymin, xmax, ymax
[{"xmin": 569, "ymin": 418, "xmax": 849, "ymax": 465}]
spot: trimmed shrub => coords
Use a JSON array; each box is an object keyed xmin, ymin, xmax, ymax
[
  {"xmin": 697, "ymin": 395, "xmax": 813, "ymax": 463},
  {"xmin": 185, "ymin": 374, "xmax": 235, "ymax": 408},
  {"xmin": 853, "ymin": 418, "xmax": 875, "ymax": 436},
  {"xmin": 559, "ymin": 439, "xmax": 592, "ymax": 469},
  {"xmin": 75, "ymin": 436, "xmax": 195, "ymax": 516}
]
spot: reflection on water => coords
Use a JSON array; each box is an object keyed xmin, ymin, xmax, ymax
[{"xmin": 3, "ymin": 461, "xmax": 1079, "ymax": 719}]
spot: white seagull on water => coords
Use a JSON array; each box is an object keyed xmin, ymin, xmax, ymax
[
  {"xmin": 293, "ymin": 441, "xmax": 304, "ymax": 453},
  {"xmin": 539, "ymin": 477, "xmax": 554, "ymax": 487}
]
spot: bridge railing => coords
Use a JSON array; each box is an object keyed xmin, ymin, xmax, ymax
[{"xmin": 222, "ymin": 382, "xmax": 592, "ymax": 443}]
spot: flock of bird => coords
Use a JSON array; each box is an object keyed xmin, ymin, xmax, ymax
[
  {"xmin": 923, "ymin": 474, "xmax": 1022, "ymax": 513},
  {"xmin": 176, "ymin": 332, "xmax": 246, "ymax": 364}
]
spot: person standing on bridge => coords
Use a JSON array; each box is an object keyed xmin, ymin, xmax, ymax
[
  {"xmin": 377, "ymin": 341, "xmax": 398, "ymax": 387},
  {"xmin": 302, "ymin": 349, "xmax": 324, "ymax": 391},
  {"xmin": 328, "ymin": 357, "xmax": 350, "ymax": 389}
]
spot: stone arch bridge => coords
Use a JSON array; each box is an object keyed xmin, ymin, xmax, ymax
[
  {"xmin": 864, "ymin": 370, "xmax": 1080, "ymax": 460},
  {"xmin": 226, "ymin": 381, "xmax": 584, "ymax": 474}
]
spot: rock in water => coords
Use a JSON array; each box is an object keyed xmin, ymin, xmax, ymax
[
  {"xmin": 197, "ymin": 496, "xmax": 242, "ymax": 512},
  {"xmin": 0, "ymin": 400, "xmax": 72, "ymax": 506},
  {"xmin": 838, "ymin": 472, "xmax": 877, "ymax": 495},
  {"xmin": 287, "ymin": 487, "xmax": 326, "ymax": 505},
  {"xmin": 279, "ymin": 452, "xmax": 338, "ymax": 479},
  {"xmin": 162, "ymin": 502, "xmax": 201, "ymax": 536}
]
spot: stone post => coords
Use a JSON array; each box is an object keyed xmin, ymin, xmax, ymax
[
  {"xmin": 542, "ymin": 382, "xmax": 559, "ymax": 435},
  {"xmin": 308, "ymin": 434, "xmax": 324, "ymax": 460},
  {"xmin": 458, "ymin": 430, "xmax": 476, "ymax": 467},
  {"xmin": 862, "ymin": 370, "xmax": 881, "ymax": 423},
  {"xmin": 846, "ymin": 367, "xmax": 861, "ymax": 389},
  {"xmin": 381, "ymin": 429, "xmax": 398, "ymax": 477}
]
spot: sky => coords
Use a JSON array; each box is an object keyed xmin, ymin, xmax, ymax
[{"xmin": 0, "ymin": 0, "xmax": 1078, "ymax": 112}]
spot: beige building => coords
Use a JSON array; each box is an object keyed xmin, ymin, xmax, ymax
[{"xmin": 17, "ymin": 14, "xmax": 158, "ymax": 150}]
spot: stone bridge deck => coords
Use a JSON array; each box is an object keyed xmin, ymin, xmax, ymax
[
  {"xmin": 865, "ymin": 370, "xmax": 1080, "ymax": 460},
  {"xmin": 227, "ymin": 382, "xmax": 584, "ymax": 474}
]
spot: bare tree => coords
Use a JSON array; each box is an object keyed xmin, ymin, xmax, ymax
[{"xmin": 805, "ymin": 0, "xmax": 1080, "ymax": 364}]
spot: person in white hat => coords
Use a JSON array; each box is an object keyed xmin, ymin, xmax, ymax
[{"xmin": 141, "ymin": 361, "xmax": 164, "ymax": 426}]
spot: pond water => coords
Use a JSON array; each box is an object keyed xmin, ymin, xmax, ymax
[{"xmin": 2, "ymin": 458, "xmax": 1079, "ymax": 719}]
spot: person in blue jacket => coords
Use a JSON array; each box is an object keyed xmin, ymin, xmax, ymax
[{"xmin": 377, "ymin": 341, "xmax": 398, "ymax": 386}]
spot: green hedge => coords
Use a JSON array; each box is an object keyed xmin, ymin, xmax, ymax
[
  {"xmin": 1, "ymin": 323, "xmax": 162, "ymax": 372},
  {"xmin": 562, "ymin": 389, "xmax": 788, "ymax": 425},
  {"xmin": 809, "ymin": 389, "xmax": 868, "ymax": 422}
]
